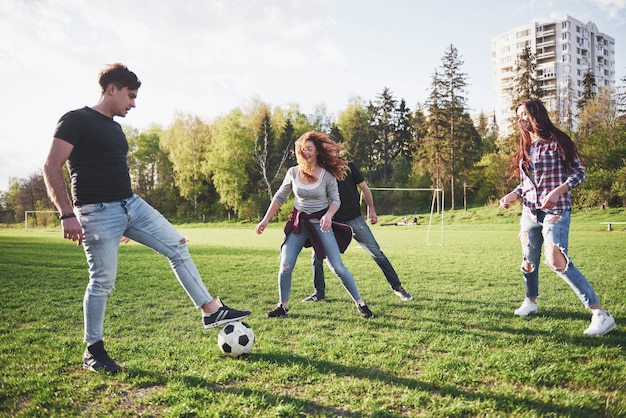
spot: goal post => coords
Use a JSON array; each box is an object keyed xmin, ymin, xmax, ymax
[
  {"xmin": 24, "ymin": 210, "xmax": 60, "ymax": 230},
  {"xmin": 366, "ymin": 187, "xmax": 444, "ymax": 246}
]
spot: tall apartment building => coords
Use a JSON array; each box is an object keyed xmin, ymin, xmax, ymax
[{"xmin": 491, "ymin": 15, "xmax": 615, "ymax": 136}]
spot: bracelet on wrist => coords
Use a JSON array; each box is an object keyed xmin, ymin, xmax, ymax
[{"xmin": 59, "ymin": 213, "xmax": 76, "ymax": 220}]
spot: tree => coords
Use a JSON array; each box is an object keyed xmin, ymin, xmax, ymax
[
  {"xmin": 395, "ymin": 99, "xmax": 414, "ymax": 162},
  {"xmin": 422, "ymin": 70, "xmax": 448, "ymax": 204},
  {"xmin": 252, "ymin": 110, "xmax": 292, "ymax": 199},
  {"xmin": 336, "ymin": 96, "xmax": 375, "ymax": 173},
  {"xmin": 576, "ymin": 86, "xmax": 626, "ymax": 208},
  {"xmin": 513, "ymin": 46, "xmax": 543, "ymax": 102},
  {"xmin": 127, "ymin": 125, "xmax": 161, "ymax": 196},
  {"xmin": 162, "ymin": 112, "xmax": 211, "ymax": 219},
  {"xmin": 369, "ymin": 87, "xmax": 409, "ymax": 183},
  {"xmin": 14, "ymin": 172, "xmax": 53, "ymax": 226},
  {"xmin": 438, "ymin": 44, "xmax": 470, "ymax": 210},
  {"xmin": 577, "ymin": 68, "xmax": 596, "ymax": 110},
  {"xmin": 369, "ymin": 88, "xmax": 396, "ymax": 182},
  {"xmin": 308, "ymin": 103, "xmax": 333, "ymax": 133},
  {"xmin": 205, "ymin": 109, "xmax": 254, "ymax": 217},
  {"xmin": 125, "ymin": 124, "xmax": 179, "ymax": 216},
  {"xmin": 455, "ymin": 112, "xmax": 482, "ymax": 210}
]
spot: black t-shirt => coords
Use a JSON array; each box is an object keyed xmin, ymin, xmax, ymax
[
  {"xmin": 334, "ymin": 161, "xmax": 365, "ymax": 223},
  {"xmin": 54, "ymin": 107, "xmax": 133, "ymax": 206}
]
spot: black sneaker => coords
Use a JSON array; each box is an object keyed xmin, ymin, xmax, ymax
[
  {"xmin": 302, "ymin": 292, "xmax": 325, "ymax": 302},
  {"xmin": 393, "ymin": 286, "xmax": 413, "ymax": 301},
  {"xmin": 83, "ymin": 341, "xmax": 121, "ymax": 374},
  {"xmin": 268, "ymin": 304, "xmax": 289, "ymax": 318},
  {"xmin": 357, "ymin": 303, "xmax": 373, "ymax": 319},
  {"xmin": 203, "ymin": 298, "xmax": 251, "ymax": 329}
]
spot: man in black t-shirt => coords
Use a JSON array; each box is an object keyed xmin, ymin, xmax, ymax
[
  {"xmin": 303, "ymin": 161, "xmax": 413, "ymax": 302},
  {"xmin": 43, "ymin": 63, "xmax": 250, "ymax": 374}
]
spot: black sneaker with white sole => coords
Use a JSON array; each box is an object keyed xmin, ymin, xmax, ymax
[
  {"xmin": 268, "ymin": 304, "xmax": 289, "ymax": 318},
  {"xmin": 203, "ymin": 299, "xmax": 251, "ymax": 329},
  {"xmin": 357, "ymin": 303, "xmax": 373, "ymax": 319},
  {"xmin": 302, "ymin": 292, "xmax": 325, "ymax": 302},
  {"xmin": 393, "ymin": 286, "xmax": 413, "ymax": 301},
  {"xmin": 83, "ymin": 341, "xmax": 121, "ymax": 374}
]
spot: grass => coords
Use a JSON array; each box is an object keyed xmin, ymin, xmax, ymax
[{"xmin": 1, "ymin": 206, "xmax": 625, "ymax": 417}]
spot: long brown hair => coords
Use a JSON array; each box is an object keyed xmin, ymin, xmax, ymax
[
  {"xmin": 295, "ymin": 131, "xmax": 348, "ymax": 182},
  {"xmin": 508, "ymin": 98, "xmax": 583, "ymax": 178}
]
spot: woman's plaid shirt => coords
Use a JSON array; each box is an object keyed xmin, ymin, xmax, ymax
[{"xmin": 514, "ymin": 138, "xmax": 586, "ymax": 218}]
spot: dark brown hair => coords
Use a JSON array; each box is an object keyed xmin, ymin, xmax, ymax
[
  {"xmin": 295, "ymin": 131, "xmax": 348, "ymax": 182},
  {"xmin": 509, "ymin": 98, "xmax": 582, "ymax": 177},
  {"xmin": 98, "ymin": 63, "xmax": 141, "ymax": 93}
]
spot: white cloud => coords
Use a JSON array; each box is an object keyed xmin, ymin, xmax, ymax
[{"xmin": 592, "ymin": 0, "xmax": 626, "ymax": 19}]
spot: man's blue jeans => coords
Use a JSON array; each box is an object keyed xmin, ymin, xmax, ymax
[
  {"xmin": 77, "ymin": 194, "xmax": 213, "ymax": 344},
  {"xmin": 279, "ymin": 220, "xmax": 361, "ymax": 303},
  {"xmin": 312, "ymin": 215, "xmax": 402, "ymax": 293},
  {"xmin": 519, "ymin": 209, "xmax": 598, "ymax": 308}
]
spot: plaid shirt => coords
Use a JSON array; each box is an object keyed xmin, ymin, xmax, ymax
[{"xmin": 514, "ymin": 139, "xmax": 586, "ymax": 218}]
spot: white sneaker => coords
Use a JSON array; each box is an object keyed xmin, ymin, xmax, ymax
[
  {"xmin": 584, "ymin": 311, "xmax": 616, "ymax": 335},
  {"xmin": 514, "ymin": 298, "xmax": 538, "ymax": 316}
]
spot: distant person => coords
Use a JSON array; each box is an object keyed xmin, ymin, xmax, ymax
[
  {"xmin": 256, "ymin": 132, "xmax": 373, "ymax": 319},
  {"xmin": 42, "ymin": 63, "xmax": 251, "ymax": 374},
  {"xmin": 303, "ymin": 161, "xmax": 413, "ymax": 303},
  {"xmin": 499, "ymin": 98, "xmax": 615, "ymax": 335}
]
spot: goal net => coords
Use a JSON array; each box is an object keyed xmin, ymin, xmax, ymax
[
  {"xmin": 24, "ymin": 211, "xmax": 60, "ymax": 230},
  {"xmin": 366, "ymin": 187, "xmax": 444, "ymax": 246}
]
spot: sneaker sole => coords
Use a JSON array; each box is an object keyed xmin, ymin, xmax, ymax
[
  {"xmin": 83, "ymin": 363, "xmax": 121, "ymax": 374},
  {"xmin": 514, "ymin": 308, "xmax": 538, "ymax": 316},
  {"xmin": 203, "ymin": 313, "xmax": 250, "ymax": 329},
  {"xmin": 302, "ymin": 296, "xmax": 325, "ymax": 302},
  {"xmin": 585, "ymin": 321, "xmax": 616, "ymax": 336},
  {"xmin": 514, "ymin": 311, "xmax": 537, "ymax": 316}
]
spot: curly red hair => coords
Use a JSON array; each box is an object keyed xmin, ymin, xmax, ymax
[{"xmin": 295, "ymin": 131, "xmax": 348, "ymax": 182}]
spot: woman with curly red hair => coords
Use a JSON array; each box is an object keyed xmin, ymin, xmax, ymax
[{"xmin": 256, "ymin": 131, "xmax": 373, "ymax": 319}]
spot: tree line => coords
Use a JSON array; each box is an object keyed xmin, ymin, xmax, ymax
[{"xmin": 2, "ymin": 45, "xmax": 625, "ymax": 226}]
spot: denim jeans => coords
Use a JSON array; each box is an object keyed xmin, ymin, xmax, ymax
[
  {"xmin": 280, "ymin": 220, "xmax": 361, "ymax": 303},
  {"xmin": 77, "ymin": 194, "xmax": 213, "ymax": 344},
  {"xmin": 312, "ymin": 215, "xmax": 401, "ymax": 293},
  {"xmin": 519, "ymin": 209, "xmax": 598, "ymax": 308}
]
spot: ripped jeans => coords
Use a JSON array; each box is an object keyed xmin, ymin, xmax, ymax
[
  {"xmin": 519, "ymin": 209, "xmax": 598, "ymax": 308},
  {"xmin": 77, "ymin": 194, "xmax": 213, "ymax": 344},
  {"xmin": 279, "ymin": 221, "xmax": 361, "ymax": 304}
]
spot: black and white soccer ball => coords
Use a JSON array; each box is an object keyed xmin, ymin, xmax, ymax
[{"xmin": 217, "ymin": 321, "xmax": 255, "ymax": 358}]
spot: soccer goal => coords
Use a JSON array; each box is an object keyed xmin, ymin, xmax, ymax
[
  {"xmin": 366, "ymin": 187, "xmax": 444, "ymax": 246},
  {"xmin": 24, "ymin": 211, "xmax": 60, "ymax": 230}
]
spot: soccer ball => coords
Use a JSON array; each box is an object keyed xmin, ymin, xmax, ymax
[{"xmin": 217, "ymin": 321, "xmax": 255, "ymax": 358}]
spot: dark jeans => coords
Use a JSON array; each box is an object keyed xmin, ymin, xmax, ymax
[{"xmin": 312, "ymin": 215, "xmax": 402, "ymax": 293}]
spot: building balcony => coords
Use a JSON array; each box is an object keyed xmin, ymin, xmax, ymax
[
  {"xmin": 537, "ymin": 29, "xmax": 556, "ymax": 36},
  {"xmin": 537, "ymin": 40, "xmax": 556, "ymax": 48}
]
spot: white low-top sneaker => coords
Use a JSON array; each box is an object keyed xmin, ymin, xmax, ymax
[
  {"xmin": 514, "ymin": 298, "xmax": 538, "ymax": 316},
  {"xmin": 584, "ymin": 311, "xmax": 616, "ymax": 335}
]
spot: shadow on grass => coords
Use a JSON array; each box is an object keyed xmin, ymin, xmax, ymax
[{"xmin": 122, "ymin": 344, "xmax": 611, "ymax": 417}]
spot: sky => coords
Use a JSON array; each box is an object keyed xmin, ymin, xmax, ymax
[{"xmin": 1, "ymin": 0, "xmax": 625, "ymax": 193}]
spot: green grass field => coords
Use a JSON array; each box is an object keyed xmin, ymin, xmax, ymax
[{"xmin": 1, "ymin": 206, "xmax": 625, "ymax": 417}]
